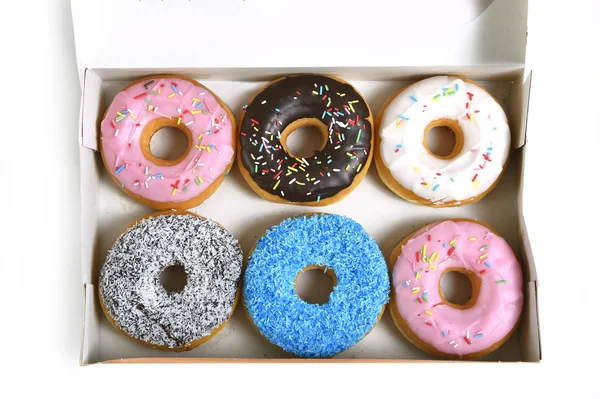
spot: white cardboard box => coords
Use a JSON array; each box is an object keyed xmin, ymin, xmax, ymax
[{"xmin": 72, "ymin": 0, "xmax": 540, "ymax": 364}]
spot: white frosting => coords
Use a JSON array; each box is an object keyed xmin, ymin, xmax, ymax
[{"xmin": 379, "ymin": 76, "xmax": 510, "ymax": 204}]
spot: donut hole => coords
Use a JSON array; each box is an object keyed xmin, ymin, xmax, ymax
[
  {"xmin": 294, "ymin": 265, "xmax": 337, "ymax": 305},
  {"xmin": 281, "ymin": 118, "xmax": 328, "ymax": 158},
  {"xmin": 426, "ymin": 126, "xmax": 456, "ymax": 157},
  {"xmin": 439, "ymin": 269, "xmax": 476, "ymax": 307},
  {"xmin": 150, "ymin": 126, "xmax": 190, "ymax": 161},
  {"xmin": 424, "ymin": 119, "xmax": 464, "ymax": 159},
  {"xmin": 159, "ymin": 264, "xmax": 188, "ymax": 293}
]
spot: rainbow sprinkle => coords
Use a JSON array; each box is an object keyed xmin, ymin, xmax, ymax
[{"xmin": 239, "ymin": 77, "xmax": 369, "ymax": 203}]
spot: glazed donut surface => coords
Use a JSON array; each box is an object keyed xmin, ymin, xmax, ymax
[
  {"xmin": 376, "ymin": 76, "xmax": 510, "ymax": 207},
  {"xmin": 100, "ymin": 75, "xmax": 235, "ymax": 210},
  {"xmin": 390, "ymin": 219, "xmax": 523, "ymax": 359},
  {"xmin": 238, "ymin": 74, "xmax": 373, "ymax": 205}
]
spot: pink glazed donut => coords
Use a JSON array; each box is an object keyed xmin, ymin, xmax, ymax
[
  {"xmin": 389, "ymin": 219, "xmax": 523, "ymax": 359},
  {"xmin": 100, "ymin": 75, "xmax": 235, "ymax": 210}
]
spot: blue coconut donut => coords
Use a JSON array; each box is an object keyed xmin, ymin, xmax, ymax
[{"xmin": 243, "ymin": 213, "xmax": 389, "ymax": 358}]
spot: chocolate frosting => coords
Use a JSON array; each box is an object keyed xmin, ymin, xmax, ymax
[{"xmin": 239, "ymin": 74, "xmax": 372, "ymax": 203}]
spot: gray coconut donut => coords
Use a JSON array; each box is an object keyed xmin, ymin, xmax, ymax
[{"xmin": 99, "ymin": 211, "xmax": 243, "ymax": 351}]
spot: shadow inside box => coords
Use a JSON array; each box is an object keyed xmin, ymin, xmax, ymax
[
  {"xmin": 377, "ymin": 213, "xmax": 445, "ymax": 259},
  {"xmin": 217, "ymin": 160, "xmax": 256, "ymax": 200},
  {"xmin": 464, "ymin": 146, "xmax": 523, "ymax": 253},
  {"xmin": 363, "ymin": 159, "xmax": 403, "ymax": 202},
  {"xmin": 214, "ymin": 301, "xmax": 293, "ymax": 359},
  {"xmin": 334, "ymin": 302, "xmax": 438, "ymax": 361},
  {"xmin": 186, "ymin": 162, "xmax": 257, "ymax": 215},
  {"xmin": 360, "ymin": 79, "xmax": 412, "ymax": 118}
]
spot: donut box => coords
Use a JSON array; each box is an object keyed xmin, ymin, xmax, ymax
[{"xmin": 72, "ymin": 0, "xmax": 540, "ymax": 364}]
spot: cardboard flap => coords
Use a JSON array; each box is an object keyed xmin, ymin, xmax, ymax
[
  {"xmin": 519, "ymin": 281, "xmax": 541, "ymax": 362},
  {"xmin": 81, "ymin": 283, "xmax": 101, "ymax": 365},
  {"xmin": 81, "ymin": 69, "xmax": 102, "ymax": 151},
  {"xmin": 509, "ymin": 72, "xmax": 532, "ymax": 150},
  {"xmin": 71, "ymin": 0, "xmax": 527, "ymax": 81}
]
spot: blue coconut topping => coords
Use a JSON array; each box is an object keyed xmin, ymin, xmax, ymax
[{"xmin": 243, "ymin": 214, "xmax": 389, "ymax": 358}]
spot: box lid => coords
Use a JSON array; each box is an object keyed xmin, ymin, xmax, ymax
[{"xmin": 71, "ymin": 0, "xmax": 527, "ymax": 81}]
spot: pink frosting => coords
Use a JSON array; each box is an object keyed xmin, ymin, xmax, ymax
[
  {"xmin": 392, "ymin": 220, "xmax": 523, "ymax": 357},
  {"xmin": 100, "ymin": 77, "xmax": 234, "ymax": 204}
]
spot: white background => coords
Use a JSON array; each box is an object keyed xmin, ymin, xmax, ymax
[{"xmin": 1, "ymin": 0, "xmax": 599, "ymax": 397}]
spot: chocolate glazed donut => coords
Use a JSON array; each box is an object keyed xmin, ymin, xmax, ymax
[{"xmin": 238, "ymin": 74, "xmax": 373, "ymax": 205}]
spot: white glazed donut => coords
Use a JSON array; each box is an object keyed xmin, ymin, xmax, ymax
[{"xmin": 375, "ymin": 76, "xmax": 510, "ymax": 207}]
